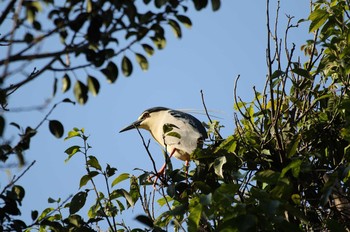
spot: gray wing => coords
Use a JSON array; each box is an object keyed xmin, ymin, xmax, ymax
[{"xmin": 169, "ymin": 110, "xmax": 207, "ymax": 139}]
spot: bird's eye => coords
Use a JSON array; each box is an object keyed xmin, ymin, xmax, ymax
[{"xmin": 141, "ymin": 112, "xmax": 150, "ymax": 120}]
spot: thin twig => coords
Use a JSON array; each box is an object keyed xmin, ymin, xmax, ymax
[
  {"xmin": 200, "ymin": 90, "xmax": 222, "ymax": 140},
  {"xmin": 0, "ymin": 160, "xmax": 36, "ymax": 195}
]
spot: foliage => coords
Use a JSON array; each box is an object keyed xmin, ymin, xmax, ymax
[
  {"xmin": 2, "ymin": 0, "xmax": 350, "ymax": 231},
  {"xmin": 0, "ymin": 0, "xmax": 219, "ymax": 231}
]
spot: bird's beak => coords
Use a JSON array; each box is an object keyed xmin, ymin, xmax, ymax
[{"xmin": 119, "ymin": 120, "xmax": 142, "ymax": 133}]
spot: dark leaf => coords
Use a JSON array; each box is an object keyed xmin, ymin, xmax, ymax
[
  {"xmin": 10, "ymin": 122, "xmax": 21, "ymax": 130},
  {"xmin": 122, "ymin": 56, "xmax": 133, "ymax": 77},
  {"xmin": 69, "ymin": 191, "xmax": 87, "ymax": 214},
  {"xmin": 0, "ymin": 116, "xmax": 5, "ymax": 136},
  {"xmin": 135, "ymin": 215, "xmax": 154, "ymax": 227},
  {"xmin": 101, "ymin": 61, "xmax": 118, "ymax": 83},
  {"xmin": 12, "ymin": 185, "xmax": 25, "ymax": 201},
  {"xmin": 193, "ymin": 0, "xmax": 208, "ymax": 11},
  {"xmin": 49, "ymin": 120, "xmax": 64, "ymax": 138},
  {"xmin": 87, "ymin": 75, "xmax": 100, "ymax": 96},
  {"xmin": 62, "ymin": 98, "xmax": 75, "ymax": 104},
  {"xmin": 211, "ymin": 0, "xmax": 221, "ymax": 11},
  {"xmin": 62, "ymin": 73, "xmax": 71, "ymax": 93},
  {"xmin": 31, "ymin": 210, "xmax": 38, "ymax": 221}
]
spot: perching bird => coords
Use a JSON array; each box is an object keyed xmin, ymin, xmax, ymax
[{"xmin": 119, "ymin": 106, "xmax": 207, "ymax": 180}]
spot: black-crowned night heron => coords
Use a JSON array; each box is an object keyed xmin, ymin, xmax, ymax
[{"xmin": 119, "ymin": 107, "xmax": 207, "ymax": 180}]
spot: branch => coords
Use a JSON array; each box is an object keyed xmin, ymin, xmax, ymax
[
  {"xmin": 3, "ymin": 58, "xmax": 57, "ymax": 94},
  {"xmin": 200, "ymin": 90, "xmax": 223, "ymax": 140},
  {"xmin": 0, "ymin": 160, "xmax": 36, "ymax": 195},
  {"xmin": 0, "ymin": 0, "xmax": 16, "ymax": 25}
]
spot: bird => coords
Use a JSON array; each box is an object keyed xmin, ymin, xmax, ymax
[{"xmin": 119, "ymin": 106, "xmax": 207, "ymax": 183}]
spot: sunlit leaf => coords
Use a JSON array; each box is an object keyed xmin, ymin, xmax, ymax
[
  {"xmin": 176, "ymin": 15, "xmax": 192, "ymax": 28},
  {"xmin": 214, "ymin": 156, "xmax": 227, "ymax": 178},
  {"xmin": 87, "ymin": 156, "xmax": 101, "ymax": 170},
  {"xmin": 135, "ymin": 53, "xmax": 149, "ymax": 71},
  {"xmin": 73, "ymin": 80, "xmax": 88, "ymax": 105},
  {"xmin": 112, "ymin": 173, "xmax": 130, "ymax": 187},
  {"xmin": 141, "ymin": 44, "xmax": 154, "ymax": 56},
  {"xmin": 87, "ymin": 75, "xmax": 100, "ymax": 96},
  {"xmin": 64, "ymin": 145, "xmax": 80, "ymax": 156},
  {"xmin": 309, "ymin": 9, "xmax": 329, "ymax": 32},
  {"xmin": 79, "ymin": 171, "xmax": 99, "ymax": 188},
  {"xmin": 168, "ymin": 19, "xmax": 182, "ymax": 38},
  {"xmin": 188, "ymin": 197, "xmax": 202, "ymax": 231}
]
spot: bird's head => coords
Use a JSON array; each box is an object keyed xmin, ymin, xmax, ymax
[{"xmin": 119, "ymin": 107, "xmax": 169, "ymax": 133}]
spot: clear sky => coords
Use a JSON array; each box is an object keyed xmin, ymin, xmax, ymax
[{"xmin": 1, "ymin": 1, "xmax": 310, "ymax": 229}]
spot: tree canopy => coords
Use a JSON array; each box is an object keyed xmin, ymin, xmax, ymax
[{"xmin": 2, "ymin": 0, "xmax": 350, "ymax": 231}]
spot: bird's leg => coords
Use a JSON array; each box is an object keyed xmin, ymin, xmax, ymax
[
  {"xmin": 185, "ymin": 160, "xmax": 189, "ymax": 184},
  {"xmin": 149, "ymin": 148, "xmax": 177, "ymax": 187}
]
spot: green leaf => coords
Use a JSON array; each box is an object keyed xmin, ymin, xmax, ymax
[
  {"xmin": 118, "ymin": 189, "xmax": 134, "ymax": 207},
  {"xmin": 64, "ymin": 145, "xmax": 80, "ymax": 155},
  {"xmin": 122, "ymin": 56, "xmax": 133, "ymax": 77},
  {"xmin": 49, "ymin": 120, "xmax": 64, "ymax": 138},
  {"xmin": 112, "ymin": 173, "xmax": 130, "ymax": 187},
  {"xmin": 69, "ymin": 191, "xmax": 87, "ymax": 214},
  {"xmin": 287, "ymin": 134, "xmax": 301, "ymax": 158},
  {"xmin": 141, "ymin": 44, "xmax": 154, "ymax": 56},
  {"xmin": 211, "ymin": 0, "xmax": 221, "ymax": 11},
  {"xmin": 176, "ymin": 15, "xmax": 192, "ymax": 28},
  {"xmin": 188, "ymin": 197, "xmax": 202, "ymax": 231},
  {"xmin": 157, "ymin": 195, "xmax": 173, "ymax": 207},
  {"xmin": 64, "ymin": 130, "xmax": 81, "ymax": 140},
  {"xmin": 62, "ymin": 73, "xmax": 71, "ymax": 93},
  {"xmin": 151, "ymin": 36, "xmax": 166, "ymax": 49},
  {"xmin": 87, "ymin": 75, "xmax": 100, "ymax": 96},
  {"xmin": 254, "ymin": 170, "xmax": 280, "ymax": 184},
  {"xmin": 281, "ymin": 159, "xmax": 302, "ymax": 178},
  {"xmin": 87, "ymin": 156, "xmax": 101, "ymax": 170},
  {"xmin": 271, "ymin": 70, "xmax": 284, "ymax": 79},
  {"xmin": 79, "ymin": 171, "xmax": 99, "ymax": 188},
  {"xmin": 168, "ymin": 19, "xmax": 182, "ymax": 38},
  {"xmin": 12, "ymin": 185, "xmax": 25, "ymax": 201},
  {"xmin": 214, "ymin": 156, "xmax": 227, "ymax": 178},
  {"xmin": 73, "ymin": 80, "xmax": 88, "ymax": 105},
  {"xmin": 215, "ymin": 135, "xmax": 237, "ymax": 153},
  {"xmin": 38, "ymin": 207, "xmax": 55, "ymax": 221},
  {"xmin": 135, "ymin": 53, "xmax": 149, "ymax": 71},
  {"xmin": 308, "ymin": 9, "xmax": 329, "ymax": 32},
  {"xmin": 292, "ymin": 68, "xmax": 310, "ymax": 78}
]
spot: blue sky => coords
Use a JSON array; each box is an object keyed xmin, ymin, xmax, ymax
[{"xmin": 1, "ymin": 1, "xmax": 311, "ymax": 229}]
